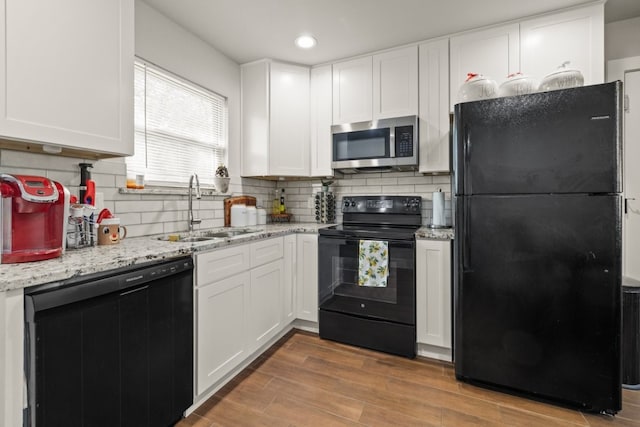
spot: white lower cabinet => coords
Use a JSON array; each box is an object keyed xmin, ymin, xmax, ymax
[
  {"xmin": 195, "ymin": 236, "xmax": 287, "ymax": 395},
  {"xmin": 248, "ymin": 259, "xmax": 284, "ymax": 353},
  {"xmin": 416, "ymin": 239, "xmax": 452, "ymax": 361},
  {"xmin": 196, "ymin": 272, "xmax": 249, "ymax": 395},
  {"xmin": 283, "ymin": 234, "xmax": 297, "ymax": 323},
  {"xmin": 296, "ymin": 234, "xmax": 318, "ymax": 322}
]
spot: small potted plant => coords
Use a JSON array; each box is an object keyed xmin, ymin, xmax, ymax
[{"xmin": 213, "ymin": 164, "xmax": 230, "ymax": 193}]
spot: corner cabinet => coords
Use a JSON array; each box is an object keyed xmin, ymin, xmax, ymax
[
  {"xmin": 520, "ymin": 3, "xmax": 604, "ymax": 85},
  {"xmin": 0, "ymin": 0, "xmax": 134, "ymax": 156},
  {"xmin": 310, "ymin": 65, "xmax": 334, "ymax": 177},
  {"xmin": 241, "ymin": 60, "xmax": 310, "ymax": 177},
  {"xmin": 416, "ymin": 239, "xmax": 452, "ymax": 362},
  {"xmin": 418, "ymin": 39, "xmax": 450, "ymax": 174},
  {"xmin": 449, "ymin": 23, "xmax": 520, "ymax": 110}
]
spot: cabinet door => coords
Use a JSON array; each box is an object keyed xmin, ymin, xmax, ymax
[
  {"xmin": 241, "ymin": 61, "xmax": 269, "ymax": 176},
  {"xmin": 248, "ymin": 260, "xmax": 283, "ymax": 353},
  {"xmin": 416, "ymin": 240, "xmax": 452, "ymax": 349},
  {"xmin": 0, "ymin": 0, "xmax": 134, "ymax": 156},
  {"xmin": 373, "ymin": 46, "xmax": 418, "ymax": 119},
  {"xmin": 196, "ymin": 244, "xmax": 251, "ymax": 284},
  {"xmin": 450, "ymin": 23, "xmax": 519, "ymax": 110},
  {"xmin": 270, "ymin": 61, "xmax": 310, "ymax": 176},
  {"xmin": 196, "ymin": 272, "xmax": 249, "ymax": 395},
  {"xmin": 419, "ymin": 39, "xmax": 450, "ymax": 174},
  {"xmin": 310, "ymin": 65, "xmax": 334, "ymax": 177},
  {"xmin": 296, "ymin": 234, "xmax": 318, "ymax": 322},
  {"xmin": 520, "ymin": 3, "xmax": 604, "ymax": 86},
  {"xmin": 332, "ymin": 56, "xmax": 373, "ymax": 124},
  {"xmin": 283, "ymin": 234, "xmax": 297, "ymax": 323}
]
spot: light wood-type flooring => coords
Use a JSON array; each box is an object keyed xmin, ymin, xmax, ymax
[{"xmin": 177, "ymin": 330, "xmax": 640, "ymax": 426}]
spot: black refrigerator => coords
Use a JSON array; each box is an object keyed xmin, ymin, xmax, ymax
[{"xmin": 453, "ymin": 82, "xmax": 623, "ymax": 414}]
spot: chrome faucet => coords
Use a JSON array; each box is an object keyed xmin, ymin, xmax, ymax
[{"xmin": 188, "ymin": 173, "xmax": 202, "ymax": 232}]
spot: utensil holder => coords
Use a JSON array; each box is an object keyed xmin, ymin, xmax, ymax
[{"xmin": 66, "ymin": 215, "xmax": 97, "ymax": 249}]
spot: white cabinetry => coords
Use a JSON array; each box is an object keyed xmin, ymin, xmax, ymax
[
  {"xmin": 332, "ymin": 56, "xmax": 372, "ymax": 125},
  {"xmin": 520, "ymin": 3, "xmax": 604, "ymax": 85},
  {"xmin": 248, "ymin": 259, "xmax": 283, "ymax": 353},
  {"xmin": 195, "ymin": 236, "xmax": 286, "ymax": 395},
  {"xmin": 0, "ymin": 0, "xmax": 134, "ymax": 156},
  {"xmin": 373, "ymin": 46, "xmax": 419, "ymax": 119},
  {"xmin": 0, "ymin": 290, "xmax": 23, "ymax": 427},
  {"xmin": 418, "ymin": 39, "xmax": 450, "ymax": 173},
  {"xmin": 241, "ymin": 60, "xmax": 310, "ymax": 177},
  {"xmin": 296, "ymin": 234, "xmax": 318, "ymax": 322},
  {"xmin": 332, "ymin": 46, "xmax": 418, "ymax": 125},
  {"xmin": 310, "ymin": 65, "xmax": 334, "ymax": 177},
  {"xmin": 416, "ymin": 239, "xmax": 452, "ymax": 361},
  {"xmin": 449, "ymin": 23, "xmax": 520, "ymax": 110},
  {"xmin": 196, "ymin": 271, "xmax": 249, "ymax": 395},
  {"xmin": 283, "ymin": 234, "xmax": 297, "ymax": 323}
]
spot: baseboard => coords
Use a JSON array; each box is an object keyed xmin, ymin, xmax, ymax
[{"xmin": 417, "ymin": 342, "xmax": 452, "ymax": 362}]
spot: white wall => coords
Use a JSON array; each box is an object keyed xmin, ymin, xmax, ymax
[
  {"xmin": 605, "ymin": 16, "xmax": 640, "ymax": 61},
  {"xmin": 135, "ymin": 0, "xmax": 242, "ymax": 179}
]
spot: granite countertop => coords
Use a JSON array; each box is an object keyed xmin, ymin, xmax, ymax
[
  {"xmin": 1, "ymin": 223, "xmax": 453, "ymax": 292},
  {"xmin": 0, "ymin": 223, "xmax": 329, "ymax": 292},
  {"xmin": 416, "ymin": 226, "xmax": 455, "ymax": 241}
]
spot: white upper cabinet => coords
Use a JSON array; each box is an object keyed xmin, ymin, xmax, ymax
[
  {"xmin": 520, "ymin": 3, "xmax": 604, "ymax": 86},
  {"xmin": 0, "ymin": 0, "xmax": 134, "ymax": 156},
  {"xmin": 310, "ymin": 65, "xmax": 334, "ymax": 177},
  {"xmin": 332, "ymin": 56, "xmax": 373, "ymax": 125},
  {"xmin": 419, "ymin": 39, "xmax": 450, "ymax": 174},
  {"xmin": 449, "ymin": 23, "xmax": 520, "ymax": 110},
  {"xmin": 332, "ymin": 47, "xmax": 418, "ymax": 125},
  {"xmin": 241, "ymin": 59, "xmax": 310, "ymax": 177},
  {"xmin": 372, "ymin": 46, "xmax": 419, "ymax": 120}
]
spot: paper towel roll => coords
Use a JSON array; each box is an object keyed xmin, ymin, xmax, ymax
[{"xmin": 432, "ymin": 190, "xmax": 445, "ymax": 227}]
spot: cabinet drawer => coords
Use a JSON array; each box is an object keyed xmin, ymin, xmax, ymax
[
  {"xmin": 250, "ymin": 237, "xmax": 284, "ymax": 268},
  {"xmin": 196, "ymin": 245, "xmax": 251, "ymax": 286}
]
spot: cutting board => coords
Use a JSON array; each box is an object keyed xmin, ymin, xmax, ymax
[{"xmin": 224, "ymin": 196, "xmax": 256, "ymax": 227}]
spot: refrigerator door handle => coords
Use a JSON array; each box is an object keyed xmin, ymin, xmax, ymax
[
  {"xmin": 625, "ymin": 198, "xmax": 636, "ymax": 214},
  {"xmin": 463, "ymin": 199, "xmax": 471, "ymax": 270},
  {"xmin": 464, "ymin": 126, "xmax": 471, "ymax": 194}
]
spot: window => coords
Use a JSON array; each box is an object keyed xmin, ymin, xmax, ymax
[{"xmin": 128, "ymin": 60, "xmax": 228, "ymax": 186}]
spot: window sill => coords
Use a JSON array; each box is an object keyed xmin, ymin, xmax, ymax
[{"xmin": 119, "ymin": 187, "xmax": 232, "ymax": 197}]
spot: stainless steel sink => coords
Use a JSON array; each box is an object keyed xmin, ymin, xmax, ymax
[
  {"xmin": 155, "ymin": 235, "xmax": 217, "ymax": 242},
  {"xmin": 203, "ymin": 229, "xmax": 254, "ymax": 238}
]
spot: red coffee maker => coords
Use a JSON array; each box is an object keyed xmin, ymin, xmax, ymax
[{"xmin": 0, "ymin": 174, "xmax": 69, "ymax": 263}]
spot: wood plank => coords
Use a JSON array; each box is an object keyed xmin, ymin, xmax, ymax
[{"xmin": 181, "ymin": 331, "xmax": 639, "ymax": 427}]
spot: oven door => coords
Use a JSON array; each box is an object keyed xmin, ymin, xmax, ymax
[{"xmin": 318, "ymin": 235, "xmax": 415, "ymax": 325}]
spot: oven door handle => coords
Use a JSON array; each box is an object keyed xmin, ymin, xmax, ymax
[{"xmin": 319, "ymin": 235, "xmax": 415, "ymax": 248}]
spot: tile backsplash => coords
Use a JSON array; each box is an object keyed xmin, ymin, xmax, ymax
[
  {"xmin": 0, "ymin": 149, "xmax": 452, "ymax": 237},
  {"xmin": 280, "ymin": 172, "xmax": 452, "ymax": 226}
]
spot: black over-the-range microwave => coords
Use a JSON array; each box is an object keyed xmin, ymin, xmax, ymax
[{"xmin": 331, "ymin": 115, "xmax": 418, "ymax": 173}]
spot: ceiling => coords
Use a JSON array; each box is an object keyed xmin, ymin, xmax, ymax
[{"xmin": 141, "ymin": 0, "xmax": 640, "ymax": 66}]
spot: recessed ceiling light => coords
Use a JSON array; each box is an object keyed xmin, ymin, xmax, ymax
[{"xmin": 294, "ymin": 35, "xmax": 317, "ymax": 49}]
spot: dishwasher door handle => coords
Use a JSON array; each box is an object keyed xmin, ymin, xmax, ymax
[{"xmin": 120, "ymin": 285, "xmax": 149, "ymax": 297}]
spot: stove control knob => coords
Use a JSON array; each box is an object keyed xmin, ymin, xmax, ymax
[
  {"xmin": 351, "ymin": 201, "xmax": 356, "ymax": 207},
  {"xmin": 343, "ymin": 200, "xmax": 350, "ymax": 209}
]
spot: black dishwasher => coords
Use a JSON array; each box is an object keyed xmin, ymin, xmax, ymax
[{"xmin": 24, "ymin": 257, "xmax": 194, "ymax": 427}]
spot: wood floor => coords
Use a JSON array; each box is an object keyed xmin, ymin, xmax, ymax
[{"xmin": 177, "ymin": 330, "xmax": 640, "ymax": 426}]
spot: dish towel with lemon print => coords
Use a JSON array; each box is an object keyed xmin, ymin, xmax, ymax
[{"xmin": 358, "ymin": 240, "xmax": 389, "ymax": 287}]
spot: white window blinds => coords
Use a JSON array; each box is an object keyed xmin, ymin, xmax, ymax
[{"xmin": 128, "ymin": 60, "xmax": 228, "ymax": 186}]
